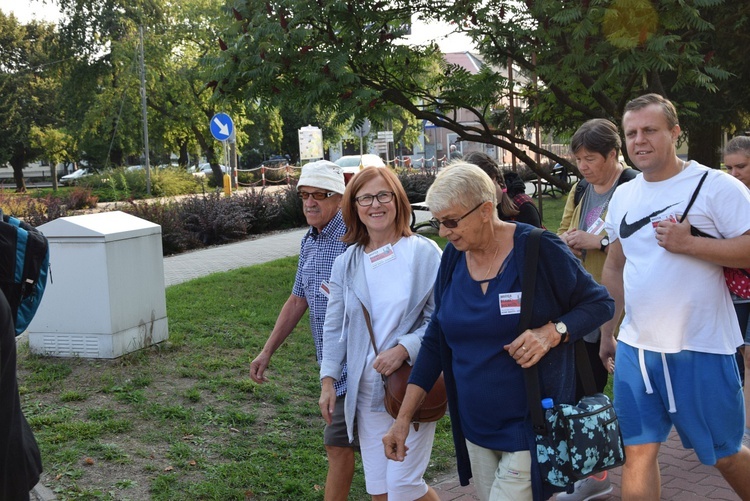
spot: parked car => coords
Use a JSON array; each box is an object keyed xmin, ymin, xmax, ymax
[
  {"xmin": 334, "ymin": 154, "xmax": 386, "ymax": 183},
  {"xmin": 125, "ymin": 164, "xmax": 175, "ymax": 172},
  {"xmin": 186, "ymin": 165, "xmax": 205, "ymax": 178},
  {"xmin": 263, "ymin": 155, "xmax": 290, "ymax": 168},
  {"xmin": 60, "ymin": 168, "xmax": 92, "ymax": 185},
  {"xmin": 198, "ymin": 163, "xmax": 229, "ymax": 177}
]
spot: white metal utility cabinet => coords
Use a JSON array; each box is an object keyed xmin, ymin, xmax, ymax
[{"xmin": 28, "ymin": 211, "xmax": 169, "ymax": 358}]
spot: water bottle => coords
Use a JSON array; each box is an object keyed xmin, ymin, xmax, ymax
[{"xmin": 541, "ymin": 398, "xmax": 555, "ymax": 435}]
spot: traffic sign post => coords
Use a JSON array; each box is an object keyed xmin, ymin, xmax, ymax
[
  {"xmin": 209, "ymin": 113, "xmax": 236, "ymax": 192},
  {"xmin": 353, "ymin": 119, "xmax": 371, "ymax": 156}
]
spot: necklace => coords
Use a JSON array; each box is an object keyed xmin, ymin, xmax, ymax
[{"xmin": 468, "ymin": 244, "xmax": 500, "ymax": 281}]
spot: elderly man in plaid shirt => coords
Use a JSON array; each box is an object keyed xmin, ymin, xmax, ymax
[{"xmin": 250, "ymin": 160, "xmax": 355, "ymax": 500}]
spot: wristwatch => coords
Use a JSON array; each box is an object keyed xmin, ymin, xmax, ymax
[
  {"xmin": 554, "ymin": 321, "xmax": 569, "ymax": 344},
  {"xmin": 599, "ymin": 236, "xmax": 610, "ymax": 253}
]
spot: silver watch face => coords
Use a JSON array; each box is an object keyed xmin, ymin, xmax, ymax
[
  {"xmin": 555, "ymin": 322, "xmax": 567, "ymax": 335},
  {"xmin": 601, "ymin": 237, "xmax": 610, "ymax": 247}
]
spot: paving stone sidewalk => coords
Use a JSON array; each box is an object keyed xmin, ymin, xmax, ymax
[{"xmin": 430, "ymin": 429, "xmax": 740, "ymax": 500}]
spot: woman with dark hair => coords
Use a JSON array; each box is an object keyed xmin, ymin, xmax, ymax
[
  {"xmin": 319, "ymin": 167, "xmax": 442, "ymax": 500},
  {"xmin": 501, "ymin": 171, "xmax": 542, "ymax": 228},
  {"xmin": 555, "ymin": 118, "xmax": 637, "ymax": 501},
  {"xmin": 462, "ymin": 151, "xmax": 543, "ymax": 228}
]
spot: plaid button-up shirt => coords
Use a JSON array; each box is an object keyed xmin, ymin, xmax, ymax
[{"xmin": 292, "ymin": 210, "xmax": 349, "ymax": 396}]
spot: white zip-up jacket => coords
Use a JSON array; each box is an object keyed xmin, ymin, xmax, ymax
[{"xmin": 320, "ymin": 234, "xmax": 442, "ymax": 442}]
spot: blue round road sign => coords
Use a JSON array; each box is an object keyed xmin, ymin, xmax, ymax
[{"xmin": 210, "ymin": 113, "xmax": 234, "ymax": 141}]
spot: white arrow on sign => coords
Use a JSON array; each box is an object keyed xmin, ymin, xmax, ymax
[{"xmin": 213, "ymin": 116, "xmax": 230, "ymax": 137}]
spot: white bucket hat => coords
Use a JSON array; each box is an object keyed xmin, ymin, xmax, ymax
[{"xmin": 297, "ymin": 160, "xmax": 346, "ymax": 195}]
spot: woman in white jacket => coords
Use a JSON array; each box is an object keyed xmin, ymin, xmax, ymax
[{"xmin": 319, "ymin": 166, "xmax": 442, "ymax": 501}]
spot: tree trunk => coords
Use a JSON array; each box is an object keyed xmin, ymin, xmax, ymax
[
  {"xmin": 10, "ymin": 147, "xmax": 26, "ymax": 193},
  {"xmin": 50, "ymin": 163, "xmax": 58, "ymax": 191},
  {"xmin": 687, "ymin": 123, "xmax": 722, "ymax": 169},
  {"xmin": 11, "ymin": 164, "xmax": 26, "ymax": 193},
  {"xmin": 178, "ymin": 140, "xmax": 189, "ymax": 167}
]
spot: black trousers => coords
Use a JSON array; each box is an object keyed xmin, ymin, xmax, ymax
[{"xmin": 0, "ymin": 293, "xmax": 42, "ymax": 501}]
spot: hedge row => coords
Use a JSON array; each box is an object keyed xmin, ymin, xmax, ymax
[{"xmin": 0, "ymin": 171, "xmax": 437, "ymax": 256}]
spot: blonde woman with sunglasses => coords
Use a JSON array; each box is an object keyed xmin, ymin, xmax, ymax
[{"xmin": 383, "ymin": 163, "xmax": 614, "ymax": 501}]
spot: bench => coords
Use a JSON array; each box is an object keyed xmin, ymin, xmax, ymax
[
  {"xmin": 532, "ymin": 163, "xmax": 576, "ymax": 199},
  {"xmin": 410, "ymin": 201, "xmax": 433, "ymax": 232}
]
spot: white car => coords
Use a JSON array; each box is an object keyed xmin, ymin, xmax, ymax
[
  {"xmin": 59, "ymin": 168, "xmax": 91, "ymax": 185},
  {"xmin": 126, "ymin": 164, "xmax": 173, "ymax": 172},
  {"xmin": 198, "ymin": 163, "xmax": 229, "ymax": 177},
  {"xmin": 334, "ymin": 154, "xmax": 386, "ymax": 175}
]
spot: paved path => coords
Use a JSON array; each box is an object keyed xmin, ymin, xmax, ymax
[
  {"xmin": 163, "ymin": 228, "xmax": 308, "ymax": 287},
  {"xmin": 32, "ymin": 207, "xmax": 742, "ymax": 500},
  {"xmin": 430, "ymin": 429, "xmax": 741, "ymax": 500}
]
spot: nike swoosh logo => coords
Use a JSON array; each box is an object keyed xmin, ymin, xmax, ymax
[{"xmin": 620, "ymin": 203, "xmax": 680, "ymax": 239}]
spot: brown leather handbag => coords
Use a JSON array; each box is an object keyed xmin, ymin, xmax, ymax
[{"xmin": 362, "ymin": 303, "xmax": 447, "ymax": 430}]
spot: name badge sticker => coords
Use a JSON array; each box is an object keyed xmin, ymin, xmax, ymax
[
  {"xmin": 587, "ymin": 217, "xmax": 606, "ymax": 235},
  {"xmin": 499, "ymin": 292, "xmax": 522, "ymax": 315},
  {"xmin": 650, "ymin": 213, "xmax": 678, "ymax": 234},
  {"xmin": 368, "ymin": 243, "xmax": 396, "ymax": 268}
]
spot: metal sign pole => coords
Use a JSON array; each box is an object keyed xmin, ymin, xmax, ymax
[{"xmin": 139, "ymin": 25, "xmax": 151, "ymax": 196}]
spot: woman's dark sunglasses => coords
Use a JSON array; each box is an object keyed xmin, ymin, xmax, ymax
[{"xmin": 429, "ymin": 202, "xmax": 484, "ymax": 229}]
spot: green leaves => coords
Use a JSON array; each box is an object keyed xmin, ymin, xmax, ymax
[{"xmin": 214, "ymin": 0, "xmax": 739, "ymax": 176}]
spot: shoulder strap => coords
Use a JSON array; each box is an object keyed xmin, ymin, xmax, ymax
[
  {"xmin": 618, "ymin": 167, "xmax": 639, "ymax": 184},
  {"xmin": 678, "ymin": 171, "xmax": 715, "ymax": 239},
  {"xmin": 679, "ymin": 171, "xmax": 709, "ymax": 223},
  {"xmin": 573, "ymin": 180, "xmax": 589, "ymax": 206},
  {"xmin": 574, "ymin": 168, "xmax": 638, "ymax": 207},
  {"xmin": 361, "ymin": 302, "xmax": 378, "ymax": 356},
  {"xmin": 517, "ymin": 229, "xmax": 548, "ymax": 434},
  {"xmin": 518, "ymin": 228, "xmax": 544, "ymax": 334}
]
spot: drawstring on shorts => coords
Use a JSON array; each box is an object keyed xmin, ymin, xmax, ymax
[{"xmin": 638, "ymin": 348, "xmax": 677, "ymax": 413}]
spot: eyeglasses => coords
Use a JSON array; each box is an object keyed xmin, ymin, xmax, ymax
[
  {"xmin": 298, "ymin": 191, "xmax": 336, "ymax": 201},
  {"xmin": 354, "ymin": 191, "xmax": 395, "ymax": 207},
  {"xmin": 429, "ymin": 202, "xmax": 485, "ymax": 229}
]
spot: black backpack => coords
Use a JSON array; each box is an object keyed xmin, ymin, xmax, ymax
[
  {"xmin": 0, "ymin": 211, "xmax": 50, "ymax": 336},
  {"xmin": 573, "ymin": 168, "xmax": 639, "ymax": 206}
]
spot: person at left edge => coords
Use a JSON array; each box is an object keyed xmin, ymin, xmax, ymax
[
  {"xmin": 382, "ymin": 163, "xmax": 614, "ymax": 501},
  {"xmin": 320, "ymin": 167, "xmax": 442, "ymax": 500},
  {"xmin": 249, "ymin": 160, "xmax": 357, "ymax": 501}
]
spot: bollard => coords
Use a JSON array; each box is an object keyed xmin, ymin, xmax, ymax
[{"xmin": 223, "ymin": 173, "xmax": 232, "ymax": 196}]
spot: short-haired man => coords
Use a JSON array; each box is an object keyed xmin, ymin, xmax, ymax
[
  {"xmin": 601, "ymin": 93, "xmax": 750, "ymax": 499},
  {"xmin": 250, "ymin": 160, "xmax": 356, "ymax": 500}
]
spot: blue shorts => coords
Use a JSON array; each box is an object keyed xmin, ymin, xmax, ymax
[{"xmin": 613, "ymin": 342, "xmax": 744, "ymax": 465}]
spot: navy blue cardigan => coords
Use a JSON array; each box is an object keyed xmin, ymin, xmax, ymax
[{"xmin": 409, "ymin": 223, "xmax": 614, "ymax": 501}]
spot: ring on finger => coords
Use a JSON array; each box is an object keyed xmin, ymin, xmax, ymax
[{"xmin": 521, "ymin": 346, "xmax": 528, "ymax": 351}]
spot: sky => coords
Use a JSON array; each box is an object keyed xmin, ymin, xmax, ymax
[
  {"xmin": 0, "ymin": 1, "xmax": 474, "ymax": 52},
  {"xmin": 0, "ymin": 0, "xmax": 61, "ymax": 23}
]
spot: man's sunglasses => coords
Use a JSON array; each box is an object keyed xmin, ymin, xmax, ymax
[{"xmin": 298, "ymin": 191, "xmax": 336, "ymax": 201}]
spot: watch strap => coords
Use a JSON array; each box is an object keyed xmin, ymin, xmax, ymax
[{"xmin": 599, "ymin": 236, "xmax": 609, "ymax": 253}]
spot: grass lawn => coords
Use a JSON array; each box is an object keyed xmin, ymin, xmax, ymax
[{"xmin": 17, "ymin": 194, "xmax": 571, "ymax": 500}]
